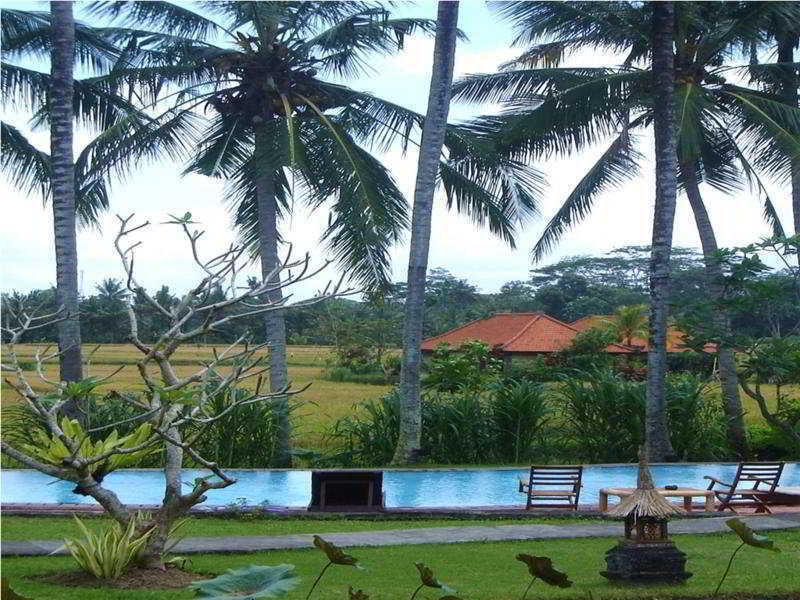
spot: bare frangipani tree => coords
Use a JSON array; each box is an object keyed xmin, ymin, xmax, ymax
[{"xmin": 0, "ymin": 214, "xmax": 353, "ymax": 567}]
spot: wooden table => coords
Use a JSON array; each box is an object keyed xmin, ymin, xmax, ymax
[{"xmin": 599, "ymin": 487, "xmax": 715, "ymax": 512}]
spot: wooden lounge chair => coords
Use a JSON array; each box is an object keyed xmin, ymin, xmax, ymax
[
  {"xmin": 704, "ymin": 462, "xmax": 785, "ymax": 514},
  {"xmin": 519, "ymin": 465, "xmax": 583, "ymax": 510}
]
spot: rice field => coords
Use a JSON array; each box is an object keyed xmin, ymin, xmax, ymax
[
  {"xmin": 1, "ymin": 344, "xmax": 789, "ymax": 452},
  {"xmin": 1, "ymin": 344, "xmax": 390, "ymax": 449}
]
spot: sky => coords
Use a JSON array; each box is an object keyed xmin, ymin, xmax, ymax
[{"xmin": 1, "ymin": 1, "xmax": 795, "ymax": 303}]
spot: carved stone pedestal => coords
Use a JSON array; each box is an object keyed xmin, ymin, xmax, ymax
[{"xmin": 601, "ymin": 540, "xmax": 692, "ymax": 584}]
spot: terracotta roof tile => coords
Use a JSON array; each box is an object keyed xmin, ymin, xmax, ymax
[
  {"xmin": 569, "ymin": 315, "xmax": 713, "ymax": 353},
  {"xmin": 421, "ymin": 312, "xmax": 631, "ymax": 354}
]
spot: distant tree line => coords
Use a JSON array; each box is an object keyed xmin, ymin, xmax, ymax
[{"xmin": 5, "ymin": 245, "xmax": 794, "ymax": 347}]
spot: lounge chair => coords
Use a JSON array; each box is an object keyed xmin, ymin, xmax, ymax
[
  {"xmin": 519, "ymin": 465, "xmax": 583, "ymax": 510},
  {"xmin": 704, "ymin": 462, "xmax": 785, "ymax": 514}
]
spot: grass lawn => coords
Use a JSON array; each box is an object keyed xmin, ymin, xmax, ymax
[
  {"xmin": 0, "ymin": 514, "xmax": 599, "ymax": 542},
  {"xmin": 2, "ymin": 530, "xmax": 798, "ymax": 599}
]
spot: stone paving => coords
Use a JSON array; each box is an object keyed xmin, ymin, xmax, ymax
[{"xmin": 3, "ymin": 513, "xmax": 799, "ymax": 557}]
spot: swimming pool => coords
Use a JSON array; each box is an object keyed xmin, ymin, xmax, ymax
[{"xmin": 2, "ymin": 463, "xmax": 797, "ymax": 508}]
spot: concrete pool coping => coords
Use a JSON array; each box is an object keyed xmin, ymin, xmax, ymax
[{"xmin": 3, "ymin": 513, "xmax": 800, "ymax": 557}]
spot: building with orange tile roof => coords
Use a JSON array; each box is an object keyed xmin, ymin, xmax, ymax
[
  {"xmin": 569, "ymin": 315, "xmax": 711, "ymax": 353},
  {"xmin": 421, "ymin": 312, "xmax": 633, "ymax": 357}
]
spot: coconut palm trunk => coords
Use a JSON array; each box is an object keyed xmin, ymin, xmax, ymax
[
  {"xmin": 50, "ymin": 1, "xmax": 83, "ymax": 412},
  {"xmin": 681, "ymin": 167, "xmax": 749, "ymax": 458},
  {"xmin": 255, "ymin": 123, "xmax": 291, "ymax": 467},
  {"xmin": 646, "ymin": 0, "xmax": 677, "ymax": 461},
  {"xmin": 393, "ymin": 0, "xmax": 459, "ymax": 465}
]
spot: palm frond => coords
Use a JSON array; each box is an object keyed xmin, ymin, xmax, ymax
[
  {"xmin": 1, "ymin": 9, "xmax": 119, "ymax": 72},
  {"xmin": 0, "ymin": 121, "xmax": 50, "ymax": 200},
  {"xmin": 295, "ymin": 103, "xmax": 408, "ymax": 289},
  {"xmin": 722, "ymin": 85, "xmax": 800, "ymax": 183},
  {"xmin": 452, "ymin": 67, "xmax": 627, "ymax": 105},
  {"xmin": 87, "ymin": 1, "xmax": 228, "ymax": 40},
  {"xmin": 531, "ymin": 127, "xmax": 643, "ymax": 262},
  {"xmin": 182, "ymin": 114, "xmax": 252, "ymax": 178},
  {"xmin": 705, "ymin": 112, "xmax": 786, "ymax": 237},
  {"xmin": 491, "ymin": 1, "xmax": 649, "ymax": 53},
  {"xmin": 1, "ymin": 121, "xmax": 109, "ymax": 227}
]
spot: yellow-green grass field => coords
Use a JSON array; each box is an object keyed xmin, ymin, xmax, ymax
[
  {"xmin": 1, "ymin": 344, "xmax": 790, "ymax": 452},
  {"xmin": 1, "ymin": 344, "xmax": 389, "ymax": 449}
]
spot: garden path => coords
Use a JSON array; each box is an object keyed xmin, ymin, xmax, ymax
[{"xmin": 3, "ymin": 513, "xmax": 799, "ymax": 557}]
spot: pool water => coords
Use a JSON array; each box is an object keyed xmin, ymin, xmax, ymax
[{"xmin": 3, "ymin": 463, "xmax": 798, "ymax": 508}]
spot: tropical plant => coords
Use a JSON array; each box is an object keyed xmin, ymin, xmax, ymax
[
  {"xmin": 60, "ymin": 514, "xmax": 154, "ymax": 580},
  {"xmin": 714, "ymin": 518, "xmax": 781, "ymax": 596},
  {"xmin": 189, "ymin": 564, "xmax": 300, "ymax": 599},
  {"xmin": 308, "ymin": 536, "xmax": 363, "ymax": 600},
  {"xmin": 89, "ymin": 2, "xmax": 541, "ymax": 467},
  {"xmin": 557, "ymin": 368, "xmax": 646, "ymax": 463},
  {"xmin": 453, "ymin": 1, "xmax": 800, "ymax": 459},
  {"xmin": 20, "ymin": 417, "xmax": 158, "ymax": 488},
  {"xmin": 680, "ymin": 235, "xmax": 800, "ymax": 452},
  {"xmin": 422, "ymin": 391, "xmax": 493, "ymax": 464},
  {"xmin": 1, "ymin": 578, "xmax": 33, "ymax": 600},
  {"xmin": 329, "ymin": 391, "xmax": 400, "ymax": 467}
]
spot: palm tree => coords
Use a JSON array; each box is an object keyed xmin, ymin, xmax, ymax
[
  {"xmin": 49, "ymin": 1, "xmax": 83, "ymax": 410},
  {"xmin": 2, "ymin": 6, "xmax": 200, "ymax": 394},
  {"xmin": 91, "ymin": 1, "xmax": 542, "ymax": 466},
  {"xmin": 647, "ymin": 0, "xmax": 678, "ymax": 461},
  {"xmin": 393, "ymin": 1, "xmax": 460, "ymax": 465},
  {"xmin": 452, "ymin": 1, "xmax": 800, "ymax": 458},
  {"xmin": 611, "ymin": 304, "xmax": 648, "ymax": 347}
]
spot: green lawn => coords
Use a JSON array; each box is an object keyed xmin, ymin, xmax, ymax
[
  {"xmin": 0, "ymin": 514, "xmax": 603, "ymax": 542},
  {"xmin": 3, "ymin": 530, "xmax": 798, "ymax": 599}
]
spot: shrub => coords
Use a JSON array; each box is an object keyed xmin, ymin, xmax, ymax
[
  {"xmin": 557, "ymin": 328, "xmax": 617, "ymax": 371},
  {"xmin": 381, "ymin": 354, "xmax": 402, "ymax": 383},
  {"xmin": 507, "ymin": 357, "xmax": 560, "ymax": 383},
  {"xmin": 61, "ymin": 514, "xmax": 153, "ymax": 580},
  {"xmin": 557, "ymin": 368, "xmax": 645, "ymax": 463},
  {"xmin": 747, "ymin": 423, "xmax": 796, "ymax": 460},
  {"xmin": 328, "ymin": 391, "xmax": 401, "ymax": 466},
  {"xmin": 422, "ymin": 392, "xmax": 493, "ymax": 464},
  {"xmin": 666, "ymin": 351, "xmax": 715, "ymax": 375},
  {"xmin": 666, "ymin": 374, "xmax": 728, "ymax": 460},
  {"xmin": 488, "ymin": 379, "xmax": 550, "ymax": 463},
  {"xmin": 329, "ymin": 382, "xmax": 552, "ymax": 466},
  {"xmin": 423, "ymin": 340, "xmax": 502, "ymax": 393},
  {"xmin": 325, "ymin": 366, "xmax": 387, "ymax": 385},
  {"xmin": 186, "ymin": 382, "xmax": 283, "ymax": 468},
  {"xmin": 556, "ymin": 369, "xmax": 728, "ymax": 462}
]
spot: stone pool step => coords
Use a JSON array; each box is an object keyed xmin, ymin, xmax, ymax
[{"xmin": 3, "ymin": 513, "xmax": 799, "ymax": 557}]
